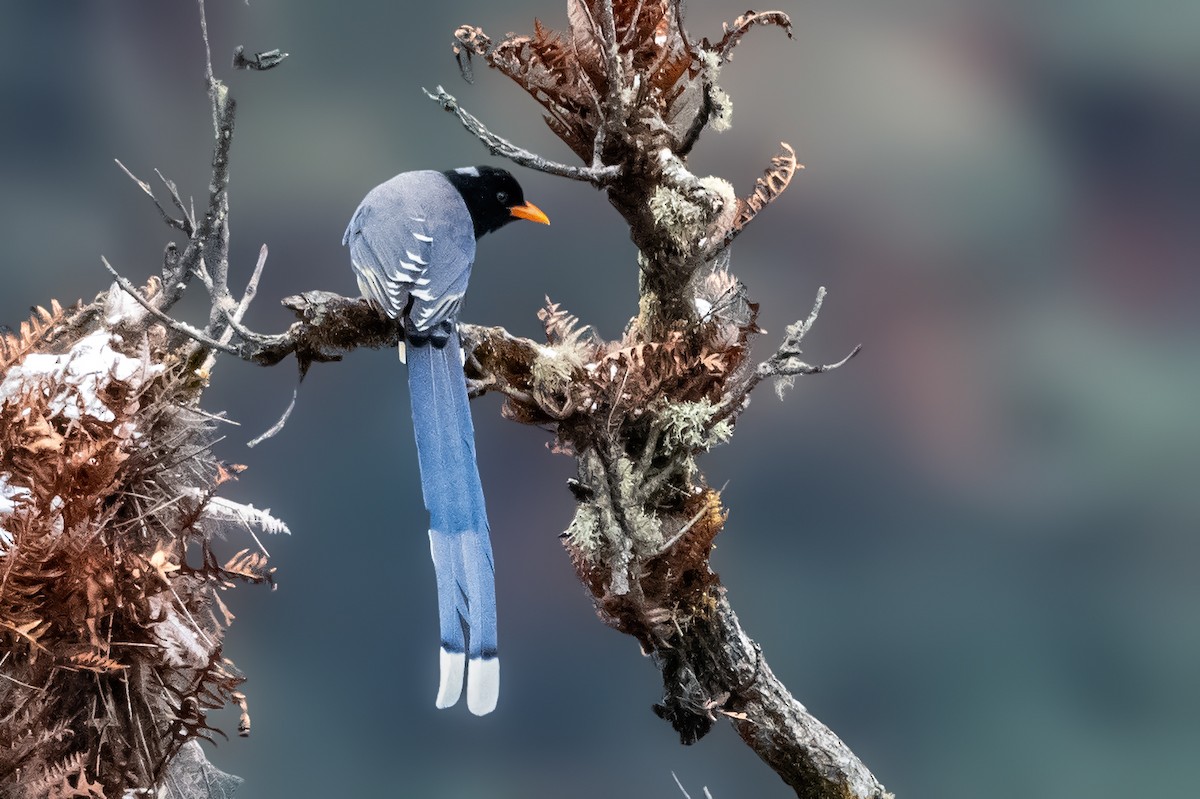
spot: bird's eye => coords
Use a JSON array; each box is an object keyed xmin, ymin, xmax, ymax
[{"xmin": 496, "ymin": 191, "xmax": 509, "ymax": 205}]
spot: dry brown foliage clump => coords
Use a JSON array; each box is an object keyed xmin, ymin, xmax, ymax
[{"xmin": 0, "ymin": 291, "xmax": 279, "ymax": 797}]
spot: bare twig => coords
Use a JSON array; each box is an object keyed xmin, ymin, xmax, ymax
[
  {"xmin": 710, "ymin": 287, "xmax": 861, "ymax": 426},
  {"xmin": 155, "ymin": 169, "xmax": 196, "ymax": 233},
  {"xmin": 234, "ymin": 244, "xmax": 269, "ymax": 324},
  {"xmin": 596, "ymin": 0, "xmax": 627, "ymax": 121},
  {"xmin": 422, "ymin": 86, "xmax": 621, "ymax": 185},
  {"xmin": 100, "ymin": 257, "xmax": 240, "ymax": 356},
  {"xmin": 231, "ymin": 46, "xmax": 289, "ymax": 71},
  {"xmin": 114, "ymin": 160, "xmax": 191, "ymax": 234},
  {"xmin": 619, "ymin": 0, "xmax": 649, "ymax": 48},
  {"xmin": 246, "ymin": 388, "xmax": 298, "ymax": 448}
]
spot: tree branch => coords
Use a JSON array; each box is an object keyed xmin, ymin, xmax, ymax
[{"xmin": 422, "ymin": 86, "xmax": 621, "ymax": 185}]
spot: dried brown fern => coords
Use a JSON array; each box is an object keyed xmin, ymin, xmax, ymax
[
  {"xmin": 0, "ymin": 300, "xmax": 71, "ymax": 371},
  {"xmin": 731, "ymin": 141, "xmax": 803, "ymax": 237},
  {"xmin": 0, "ymin": 297, "xmax": 278, "ymax": 796}
]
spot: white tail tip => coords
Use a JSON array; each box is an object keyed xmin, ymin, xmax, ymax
[
  {"xmin": 435, "ymin": 649, "xmax": 465, "ymax": 709},
  {"xmin": 467, "ymin": 657, "xmax": 499, "ymax": 716},
  {"xmin": 398, "ymin": 340, "xmax": 407, "ymax": 364}
]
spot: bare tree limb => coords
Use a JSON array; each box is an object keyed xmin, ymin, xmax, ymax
[
  {"xmin": 711, "ymin": 287, "xmax": 862, "ymax": 426},
  {"xmin": 596, "ymin": 0, "xmax": 627, "ymax": 121},
  {"xmin": 100, "ymin": 257, "xmax": 240, "ymax": 356},
  {"xmin": 422, "ymin": 86, "xmax": 621, "ymax": 185},
  {"xmin": 114, "ymin": 159, "xmax": 192, "ymax": 235}
]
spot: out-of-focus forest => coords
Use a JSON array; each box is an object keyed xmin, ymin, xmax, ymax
[{"xmin": 2, "ymin": 1, "xmax": 1197, "ymax": 797}]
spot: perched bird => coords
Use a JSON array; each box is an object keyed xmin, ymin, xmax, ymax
[{"xmin": 343, "ymin": 166, "xmax": 549, "ymax": 715}]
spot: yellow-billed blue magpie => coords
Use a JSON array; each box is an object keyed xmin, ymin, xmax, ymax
[{"xmin": 343, "ymin": 166, "xmax": 548, "ymax": 715}]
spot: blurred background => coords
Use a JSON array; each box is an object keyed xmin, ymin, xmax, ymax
[{"xmin": 2, "ymin": 1, "xmax": 1198, "ymax": 796}]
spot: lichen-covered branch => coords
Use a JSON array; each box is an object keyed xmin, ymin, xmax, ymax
[{"xmin": 413, "ymin": 3, "xmax": 888, "ymax": 797}]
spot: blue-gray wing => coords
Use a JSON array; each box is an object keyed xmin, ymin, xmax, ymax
[{"xmin": 343, "ymin": 170, "xmax": 476, "ymax": 332}]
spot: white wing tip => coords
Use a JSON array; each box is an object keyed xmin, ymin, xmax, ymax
[
  {"xmin": 467, "ymin": 657, "xmax": 499, "ymax": 716},
  {"xmin": 435, "ymin": 649, "xmax": 465, "ymax": 709}
]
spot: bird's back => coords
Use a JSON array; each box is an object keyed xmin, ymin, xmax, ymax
[{"xmin": 343, "ymin": 170, "xmax": 476, "ymax": 329}]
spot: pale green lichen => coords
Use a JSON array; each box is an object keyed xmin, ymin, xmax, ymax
[
  {"xmin": 565, "ymin": 502, "xmax": 602, "ymax": 555},
  {"xmin": 659, "ymin": 398, "xmax": 733, "ymax": 452},
  {"xmin": 531, "ymin": 345, "xmax": 577, "ymax": 398},
  {"xmin": 650, "ymin": 149, "xmax": 727, "ymax": 248},
  {"xmin": 648, "ymin": 175, "xmax": 733, "ymax": 250},
  {"xmin": 565, "ymin": 458, "xmax": 661, "ymax": 561},
  {"xmin": 699, "ymin": 49, "xmax": 722, "ymax": 75},
  {"xmin": 649, "ymin": 185, "xmax": 710, "ymax": 248},
  {"xmin": 699, "ymin": 49, "xmax": 733, "ymax": 132},
  {"xmin": 698, "ymin": 175, "xmax": 736, "ymax": 213},
  {"xmin": 709, "ymin": 418, "xmax": 733, "ymax": 446},
  {"xmin": 709, "ymin": 86, "xmax": 733, "ymax": 132},
  {"xmin": 613, "ymin": 456, "xmax": 661, "ymax": 549}
]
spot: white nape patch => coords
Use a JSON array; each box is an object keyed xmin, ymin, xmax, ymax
[
  {"xmin": 455, "ymin": 166, "xmax": 480, "ymax": 177},
  {"xmin": 412, "ymin": 233, "xmax": 433, "ymax": 243},
  {"xmin": 467, "ymin": 657, "xmax": 499, "ymax": 716},
  {"xmin": 404, "ymin": 250, "xmax": 428, "ymax": 266},
  {"xmin": 436, "ymin": 649, "xmax": 466, "ymax": 709},
  {"xmin": 397, "ymin": 341, "xmax": 407, "ymax": 364}
]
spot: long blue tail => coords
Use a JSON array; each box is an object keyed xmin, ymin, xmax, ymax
[{"xmin": 407, "ymin": 331, "xmax": 499, "ymax": 715}]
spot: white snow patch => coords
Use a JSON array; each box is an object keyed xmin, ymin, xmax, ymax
[
  {"xmin": 186, "ymin": 491, "xmax": 291, "ymax": 535},
  {"xmin": 0, "ymin": 474, "xmax": 32, "ymax": 550},
  {"xmin": 0, "ymin": 331, "xmax": 164, "ymax": 423},
  {"xmin": 148, "ymin": 595, "xmax": 212, "ymax": 668},
  {"xmin": 104, "ymin": 281, "xmax": 148, "ymax": 326},
  {"xmin": 0, "ymin": 474, "xmax": 30, "ymax": 516}
]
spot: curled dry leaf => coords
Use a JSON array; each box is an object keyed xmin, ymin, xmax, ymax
[{"xmin": 729, "ymin": 141, "xmax": 802, "ymax": 239}]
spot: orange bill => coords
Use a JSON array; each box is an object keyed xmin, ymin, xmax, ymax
[{"xmin": 509, "ymin": 201, "xmax": 550, "ymax": 225}]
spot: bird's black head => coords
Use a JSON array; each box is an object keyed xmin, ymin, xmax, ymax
[{"xmin": 442, "ymin": 165, "xmax": 550, "ymax": 239}]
